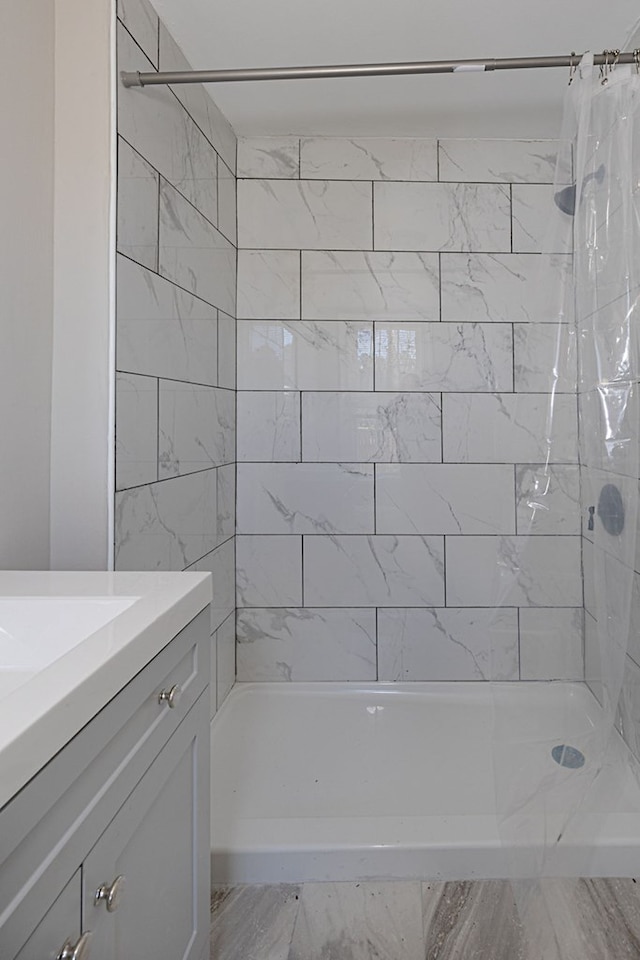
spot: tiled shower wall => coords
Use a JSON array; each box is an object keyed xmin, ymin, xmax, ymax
[
  {"xmin": 235, "ymin": 136, "xmax": 584, "ymax": 684},
  {"xmin": 113, "ymin": 0, "xmax": 237, "ymax": 713}
]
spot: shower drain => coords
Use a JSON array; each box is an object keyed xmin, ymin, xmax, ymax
[{"xmin": 551, "ymin": 745, "xmax": 586, "ymax": 769}]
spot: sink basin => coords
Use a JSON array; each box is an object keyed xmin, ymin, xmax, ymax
[{"xmin": 0, "ymin": 596, "xmax": 140, "ymax": 697}]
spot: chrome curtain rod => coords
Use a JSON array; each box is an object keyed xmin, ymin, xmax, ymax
[{"xmin": 121, "ymin": 50, "xmax": 639, "ymax": 87}]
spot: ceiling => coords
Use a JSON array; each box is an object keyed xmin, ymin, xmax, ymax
[{"xmin": 152, "ymin": 0, "xmax": 640, "ymax": 138}]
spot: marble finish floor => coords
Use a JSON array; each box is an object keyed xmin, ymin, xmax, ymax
[{"xmin": 210, "ymin": 878, "xmax": 640, "ymax": 960}]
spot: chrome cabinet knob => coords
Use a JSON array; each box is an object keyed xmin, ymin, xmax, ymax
[
  {"xmin": 158, "ymin": 683, "xmax": 181, "ymax": 709},
  {"xmin": 57, "ymin": 932, "xmax": 92, "ymax": 960},
  {"xmin": 94, "ymin": 874, "xmax": 125, "ymax": 912}
]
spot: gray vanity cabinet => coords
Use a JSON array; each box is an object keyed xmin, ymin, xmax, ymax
[{"xmin": 0, "ymin": 607, "xmax": 211, "ymax": 960}]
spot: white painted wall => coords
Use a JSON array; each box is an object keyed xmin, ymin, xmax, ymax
[
  {"xmin": 0, "ymin": 2, "xmax": 54, "ymax": 568},
  {"xmin": 50, "ymin": 0, "xmax": 115, "ymax": 570}
]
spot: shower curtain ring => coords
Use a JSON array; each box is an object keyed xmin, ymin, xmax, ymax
[
  {"xmin": 568, "ymin": 52, "xmax": 577, "ymax": 85},
  {"xmin": 634, "ymin": 49, "xmax": 640, "ymax": 74}
]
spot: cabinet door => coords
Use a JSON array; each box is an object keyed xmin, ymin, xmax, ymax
[
  {"xmin": 82, "ymin": 695, "xmax": 210, "ymax": 960},
  {"xmin": 14, "ymin": 871, "xmax": 81, "ymax": 960}
]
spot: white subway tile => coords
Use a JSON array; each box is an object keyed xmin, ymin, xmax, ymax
[
  {"xmin": 438, "ymin": 139, "xmax": 558, "ymax": 183},
  {"xmin": 376, "ymin": 464, "xmax": 515, "ymax": 534},
  {"xmin": 115, "ymin": 373, "xmax": 158, "ymax": 490},
  {"xmin": 302, "ymin": 392, "xmax": 441, "ymax": 463},
  {"xmin": 117, "ymin": 0, "xmax": 158, "ymax": 66},
  {"xmin": 378, "ymin": 608, "xmax": 519, "ymax": 681},
  {"xmin": 238, "ymin": 179, "xmax": 373, "ymax": 250},
  {"xmin": 237, "ymin": 391, "xmax": 301, "ymax": 461},
  {"xmin": 236, "ymin": 608, "xmax": 377, "ymax": 681},
  {"xmin": 237, "ymin": 463, "xmax": 374, "ymax": 534},
  {"xmin": 217, "ymin": 311, "xmax": 236, "ymax": 390},
  {"xmin": 238, "ymin": 250, "xmax": 300, "ymax": 320},
  {"xmin": 512, "ymin": 184, "xmax": 571, "ymax": 253},
  {"xmin": 158, "ymin": 382, "xmax": 235, "ymax": 477},
  {"xmin": 519, "ymin": 608, "xmax": 584, "ymax": 680},
  {"xmin": 116, "ymin": 255, "xmax": 218, "ymax": 385},
  {"xmin": 374, "ymin": 182, "xmax": 511, "ymax": 252},
  {"xmin": 442, "ymin": 394, "xmax": 578, "ymax": 463},
  {"xmin": 304, "ymin": 535, "xmax": 444, "ymax": 606},
  {"xmin": 238, "ymin": 137, "xmax": 300, "ymax": 179},
  {"xmin": 514, "ymin": 323, "xmax": 577, "ymax": 392},
  {"xmin": 302, "ymin": 251, "xmax": 439, "ymax": 320},
  {"xmin": 375, "ymin": 322, "xmax": 513, "ymax": 392},
  {"xmin": 216, "ymin": 613, "xmax": 236, "ymax": 706},
  {"xmin": 187, "ymin": 537, "xmax": 236, "ymax": 633},
  {"xmin": 217, "ymin": 463, "xmax": 235, "ymax": 543},
  {"xmin": 300, "ymin": 137, "xmax": 437, "ymax": 180},
  {"xmin": 236, "ymin": 535, "xmax": 302, "ymax": 606},
  {"xmin": 515, "ymin": 464, "xmax": 581, "ymax": 535},
  {"xmin": 115, "ymin": 468, "xmax": 218, "ymax": 570},
  {"xmin": 159, "ymin": 179, "xmax": 236, "ymax": 315},
  {"xmin": 117, "ymin": 138, "xmax": 158, "ymax": 270},
  {"xmin": 440, "ymin": 253, "xmax": 570, "ymax": 324},
  {"xmin": 217, "ymin": 158, "xmax": 236, "ymax": 244},
  {"xmin": 445, "ymin": 535, "xmax": 583, "ymax": 607},
  {"xmin": 237, "ymin": 320, "xmax": 373, "ymax": 391}
]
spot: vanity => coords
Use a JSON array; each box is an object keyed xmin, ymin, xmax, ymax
[{"xmin": 0, "ymin": 571, "xmax": 212, "ymax": 960}]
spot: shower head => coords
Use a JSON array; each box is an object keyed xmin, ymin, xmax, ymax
[{"xmin": 554, "ymin": 163, "xmax": 606, "ymax": 215}]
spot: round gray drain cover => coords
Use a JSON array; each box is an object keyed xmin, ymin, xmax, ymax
[{"xmin": 551, "ymin": 745, "xmax": 585, "ymax": 769}]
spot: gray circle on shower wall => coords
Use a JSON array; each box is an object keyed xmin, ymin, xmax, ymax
[{"xmin": 597, "ymin": 483, "xmax": 625, "ymax": 536}]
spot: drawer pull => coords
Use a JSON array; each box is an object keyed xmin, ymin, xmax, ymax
[
  {"xmin": 158, "ymin": 683, "xmax": 182, "ymax": 709},
  {"xmin": 58, "ymin": 932, "xmax": 92, "ymax": 960},
  {"xmin": 95, "ymin": 874, "xmax": 125, "ymax": 912}
]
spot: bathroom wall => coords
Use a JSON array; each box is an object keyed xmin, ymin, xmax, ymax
[
  {"xmin": 235, "ymin": 136, "xmax": 584, "ymax": 683},
  {"xmin": 113, "ymin": 0, "xmax": 237, "ymax": 712}
]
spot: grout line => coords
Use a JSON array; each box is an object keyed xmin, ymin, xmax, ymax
[{"xmin": 442, "ymin": 536, "xmax": 447, "ymax": 607}]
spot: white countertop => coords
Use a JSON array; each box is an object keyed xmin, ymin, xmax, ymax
[{"xmin": 0, "ymin": 571, "xmax": 211, "ymax": 810}]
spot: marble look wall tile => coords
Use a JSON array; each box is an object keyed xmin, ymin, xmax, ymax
[
  {"xmin": 519, "ymin": 608, "xmax": 585, "ymax": 680},
  {"xmin": 237, "ymin": 179, "xmax": 373, "ymax": 250},
  {"xmin": 237, "ymin": 463, "xmax": 374, "ymax": 534},
  {"xmin": 187, "ymin": 537, "xmax": 235, "ymax": 634},
  {"xmin": 584, "ymin": 612, "xmax": 603, "ymax": 704},
  {"xmin": 237, "ymin": 250, "xmax": 300, "ymax": 320},
  {"xmin": 159, "ymin": 179, "xmax": 236, "ymax": 315},
  {"xmin": 117, "ymin": 138, "xmax": 158, "ymax": 270},
  {"xmin": 374, "ymin": 322, "xmax": 513, "ymax": 392},
  {"xmin": 117, "ymin": 0, "xmax": 158, "ymax": 66},
  {"xmin": 217, "ymin": 312, "xmax": 236, "ymax": 390},
  {"xmin": 442, "ymin": 394, "xmax": 578, "ymax": 463},
  {"xmin": 302, "ymin": 251, "xmax": 439, "ymax": 321},
  {"xmin": 302, "ymin": 392, "xmax": 441, "ymax": 463},
  {"xmin": 512, "ymin": 184, "xmax": 571, "ymax": 253},
  {"xmin": 236, "ymin": 608, "xmax": 377, "ymax": 681},
  {"xmin": 237, "ymin": 391, "xmax": 301, "ymax": 462},
  {"xmin": 217, "ymin": 463, "xmax": 235, "ymax": 543},
  {"xmin": 374, "ymin": 182, "xmax": 511, "ymax": 252},
  {"xmin": 115, "ymin": 468, "xmax": 217, "ymax": 570},
  {"xmin": 236, "ymin": 535, "xmax": 302, "ymax": 606},
  {"xmin": 116, "ymin": 255, "xmax": 218, "ymax": 385},
  {"xmin": 216, "ymin": 612, "xmax": 236, "ymax": 706},
  {"xmin": 210, "ymin": 884, "xmax": 302, "ymax": 960},
  {"xmin": 515, "ymin": 464, "xmax": 581, "ymax": 535},
  {"xmin": 445, "ymin": 535, "xmax": 583, "ymax": 607},
  {"xmin": 617, "ymin": 653, "xmax": 640, "ymax": 764},
  {"xmin": 300, "ymin": 137, "xmax": 438, "ymax": 181},
  {"xmin": 158, "ymin": 23, "xmax": 236, "ymax": 173},
  {"xmin": 115, "ymin": 373, "xmax": 158, "ymax": 490},
  {"xmin": 118, "ymin": 24, "xmax": 218, "ymax": 227},
  {"xmin": 440, "ymin": 253, "xmax": 570, "ymax": 324},
  {"xmin": 438, "ymin": 139, "xmax": 558, "ymax": 183},
  {"xmin": 376, "ymin": 464, "xmax": 515, "ymax": 534},
  {"xmin": 378, "ymin": 608, "xmax": 519, "ymax": 681},
  {"xmin": 237, "ymin": 137, "xmax": 300, "ymax": 179},
  {"xmin": 514, "ymin": 323, "xmax": 577, "ymax": 392},
  {"xmin": 304, "ymin": 535, "xmax": 444, "ymax": 607},
  {"xmin": 217, "ymin": 159, "xmax": 236, "ymax": 245},
  {"xmin": 236, "ymin": 320, "xmax": 373, "ymax": 391},
  {"xmin": 289, "ymin": 882, "xmax": 425, "ymax": 960},
  {"xmin": 158, "ymin": 382, "xmax": 235, "ymax": 477}
]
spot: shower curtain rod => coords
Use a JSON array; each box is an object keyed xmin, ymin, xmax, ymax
[{"xmin": 121, "ymin": 50, "xmax": 639, "ymax": 87}]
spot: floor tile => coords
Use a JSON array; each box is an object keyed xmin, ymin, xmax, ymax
[{"xmin": 210, "ymin": 884, "xmax": 301, "ymax": 960}]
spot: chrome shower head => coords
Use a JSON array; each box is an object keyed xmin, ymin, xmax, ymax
[{"xmin": 554, "ymin": 163, "xmax": 605, "ymax": 215}]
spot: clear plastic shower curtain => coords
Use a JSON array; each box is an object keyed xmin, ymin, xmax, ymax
[{"xmin": 490, "ymin": 53, "xmax": 640, "ymax": 956}]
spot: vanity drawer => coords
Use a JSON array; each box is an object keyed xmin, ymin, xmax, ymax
[{"xmin": 0, "ymin": 607, "xmax": 209, "ymax": 955}]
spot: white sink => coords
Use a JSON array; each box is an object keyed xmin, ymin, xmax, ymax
[{"xmin": 0, "ymin": 596, "xmax": 140, "ymax": 697}]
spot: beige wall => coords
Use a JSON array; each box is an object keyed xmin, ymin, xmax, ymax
[{"xmin": 0, "ymin": 1, "xmax": 55, "ymax": 568}]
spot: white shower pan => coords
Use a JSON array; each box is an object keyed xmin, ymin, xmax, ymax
[{"xmin": 210, "ymin": 681, "xmax": 640, "ymax": 883}]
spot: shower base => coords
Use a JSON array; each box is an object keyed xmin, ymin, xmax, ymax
[{"xmin": 210, "ymin": 681, "xmax": 640, "ymax": 883}]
